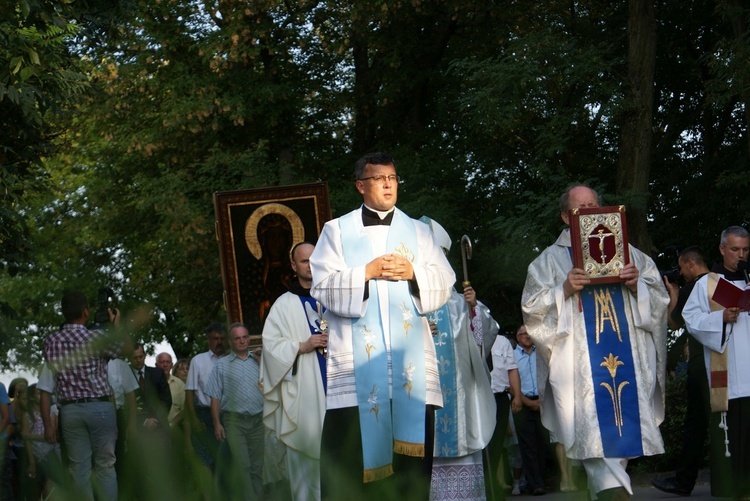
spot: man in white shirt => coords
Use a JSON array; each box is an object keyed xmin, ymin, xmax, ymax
[
  {"xmin": 488, "ymin": 334, "xmax": 522, "ymax": 499},
  {"xmin": 107, "ymin": 358, "xmax": 138, "ymax": 493},
  {"xmin": 185, "ymin": 324, "xmax": 226, "ymax": 471}
]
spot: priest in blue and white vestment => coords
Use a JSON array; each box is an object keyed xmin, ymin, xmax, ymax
[
  {"xmin": 310, "ymin": 152, "xmax": 454, "ymax": 500},
  {"xmin": 521, "ymin": 185, "xmax": 668, "ymax": 501}
]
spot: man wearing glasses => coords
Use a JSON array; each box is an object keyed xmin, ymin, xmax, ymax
[{"xmin": 310, "ymin": 152, "xmax": 455, "ymax": 500}]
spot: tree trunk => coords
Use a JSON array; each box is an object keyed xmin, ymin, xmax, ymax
[{"xmin": 616, "ymin": 0, "xmax": 657, "ymax": 254}]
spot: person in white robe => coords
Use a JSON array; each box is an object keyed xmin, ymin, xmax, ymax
[
  {"xmin": 310, "ymin": 152, "xmax": 454, "ymax": 500},
  {"xmin": 261, "ymin": 242, "xmax": 328, "ymax": 501},
  {"xmin": 521, "ymin": 184, "xmax": 668, "ymax": 501},
  {"xmin": 419, "ymin": 217, "xmax": 497, "ymax": 501},
  {"xmin": 682, "ymin": 225, "xmax": 750, "ymax": 499}
]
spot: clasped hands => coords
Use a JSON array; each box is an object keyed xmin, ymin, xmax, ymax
[
  {"xmin": 365, "ymin": 253, "xmax": 414, "ymax": 282},
  {"xmin": 563, "ymin": 263, "xmax": 639, "ymax": 298}
]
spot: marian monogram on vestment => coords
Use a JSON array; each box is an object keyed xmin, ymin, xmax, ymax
[
  {"xmin": 393, "ymin": 242, "xmax": 414, "ymax": 262},
  {"xmin": 592, "ymin": 287, "xmax": 623, "ymax": 344},
  {"xmin": 589, "ymin": 287, "xmax": 630, "ymax": 437}
]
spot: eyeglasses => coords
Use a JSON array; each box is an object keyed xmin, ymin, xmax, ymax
[{"xmin": 358, "ymin": 174, "xmax": 401, "ymax": 184}]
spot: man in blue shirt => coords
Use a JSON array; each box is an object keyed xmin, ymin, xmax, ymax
[
  {"xmin": 206, "ymin": 323, "xmax": 264, "ymax": 500},
  {"xmin": 513, "ymin": 325, "xmax": 549, "ymax": 496}
]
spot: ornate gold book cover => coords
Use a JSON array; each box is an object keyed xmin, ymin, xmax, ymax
[{"xmin": 569, "ymin": 206, "xmax": 630, "ymax": 284}]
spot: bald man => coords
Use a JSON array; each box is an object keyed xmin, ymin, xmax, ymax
[{"xmin": 521, "ymin": 184, "xmax": 668, "ymax": 500}]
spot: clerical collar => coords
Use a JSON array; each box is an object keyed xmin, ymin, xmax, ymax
[
  {"xmin": 288, "ymin": 277, "xmax": 311, "ymax": 297},
  {"xmin": 362, "ymin": 205, "xmax": 394, "ymax": 226},
  {"xmin": 712, "ymin": 262, "xmax": 746, "ymax": 282}
]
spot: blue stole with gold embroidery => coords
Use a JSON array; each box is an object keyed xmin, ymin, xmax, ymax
[
  {"xmin": 580, "ymin": 283, "xmax": 643, "ymax": 457},
  {"xmin": 340, "ymin": 208, "xmax": 426, "ymax": 482},
  {"xmin": 428, "ymin": 302, "xmax": 459, "ymax": 457}
]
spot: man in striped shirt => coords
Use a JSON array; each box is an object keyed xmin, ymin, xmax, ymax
[
  {"xmin": 41, "ymin": 290, "xmax": 126, "ymax": 500},
  {"xmin": 206, "ymin": 323, "xmax": 264, "ymax": 499}
]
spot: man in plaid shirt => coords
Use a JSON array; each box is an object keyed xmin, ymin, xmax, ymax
[{"xmin": 41, "ymin": 290, "xmax": 127, "ymax": 500}]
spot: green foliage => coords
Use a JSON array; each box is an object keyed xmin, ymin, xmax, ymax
[
  {"xmin": 2, "ymin": 0, "xmax": 750, "ymax": 369},
  {"xmin": 0, "ymin": 1, "xmax": 96, "ymax": 368}
]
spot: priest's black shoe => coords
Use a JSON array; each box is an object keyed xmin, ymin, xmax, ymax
[{"xmin": 650, "ymin": 477, "xmax": 691, "ymax": 497}]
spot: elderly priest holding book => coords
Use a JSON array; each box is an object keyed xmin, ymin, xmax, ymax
[{"xmin": 521, "ymin": 184, "xmax": 668, "ymax": 501}]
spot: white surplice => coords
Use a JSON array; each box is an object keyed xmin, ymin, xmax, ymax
[{"xmin": 260, "ymin": 291, "xmax": 326, "ymax": 460}]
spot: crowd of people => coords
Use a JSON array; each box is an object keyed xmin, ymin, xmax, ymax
[{"xmin": 1, "ymin": 152, "xmax": 749, "ymax": 501}]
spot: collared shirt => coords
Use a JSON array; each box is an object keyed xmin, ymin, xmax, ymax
[
  {"xmin": 361, "ymin": 204, "xmax": 395, "ymax": 226},
  {"xmin": 205, "ymin": 352, "xmax": 263, "ymax": 415},
  {"xmin": 43, "ymin": 323, "xmax": 118, "ymax": 401},
  {"xmin": 108, "ymin": 358, "xmax": 139, "ymax": 409},
  {"xmin": 131, "ymin": 367, "xmax": 145, "ymax": 384},
  {"xmin": 490, "ymin": 335, "xmax": 518, "ymax": 393},
  {"xmin": 514, "ymin": 344, "xmax": 538, "ymax": 397},
  {"xmin": 185, "ymin": 350, "xmax": 222, "ymax": 407}
]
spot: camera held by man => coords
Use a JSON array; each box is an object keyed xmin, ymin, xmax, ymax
[{"xmin": 92, "ymin": 286, "xmax": 118, "ymax": 329}]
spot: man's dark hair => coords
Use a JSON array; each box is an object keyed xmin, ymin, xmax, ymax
[
  {"xmin": 355, "ymin": 152, "xmax": 395, "ymax": 180},
  {"xmin": 61, "ymin": 290, "xmax": 89, "ymax": 322},
  {"xmin": 133, "ymin": 343, "xmax": 145, "ymax": 354},
  {"xmin": 679, "ymin": 246, "xmax": 707, "ymax": 267},
  {"xmin": 204, "ymin": 323, "xmax": 226, "ymax": 337},
  {"xmin": 558, "ymin": 183, "xmax": 601, "ymax": 213}
]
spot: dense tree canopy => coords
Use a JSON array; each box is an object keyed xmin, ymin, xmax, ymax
[{"xmin": 1, "ymin": 0, "xmax": 749, "ymax": 370}]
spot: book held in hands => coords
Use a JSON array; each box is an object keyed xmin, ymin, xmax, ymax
[{"xmin": 711, "ymin": 277, "xmax": 750, "ymax": 311}]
